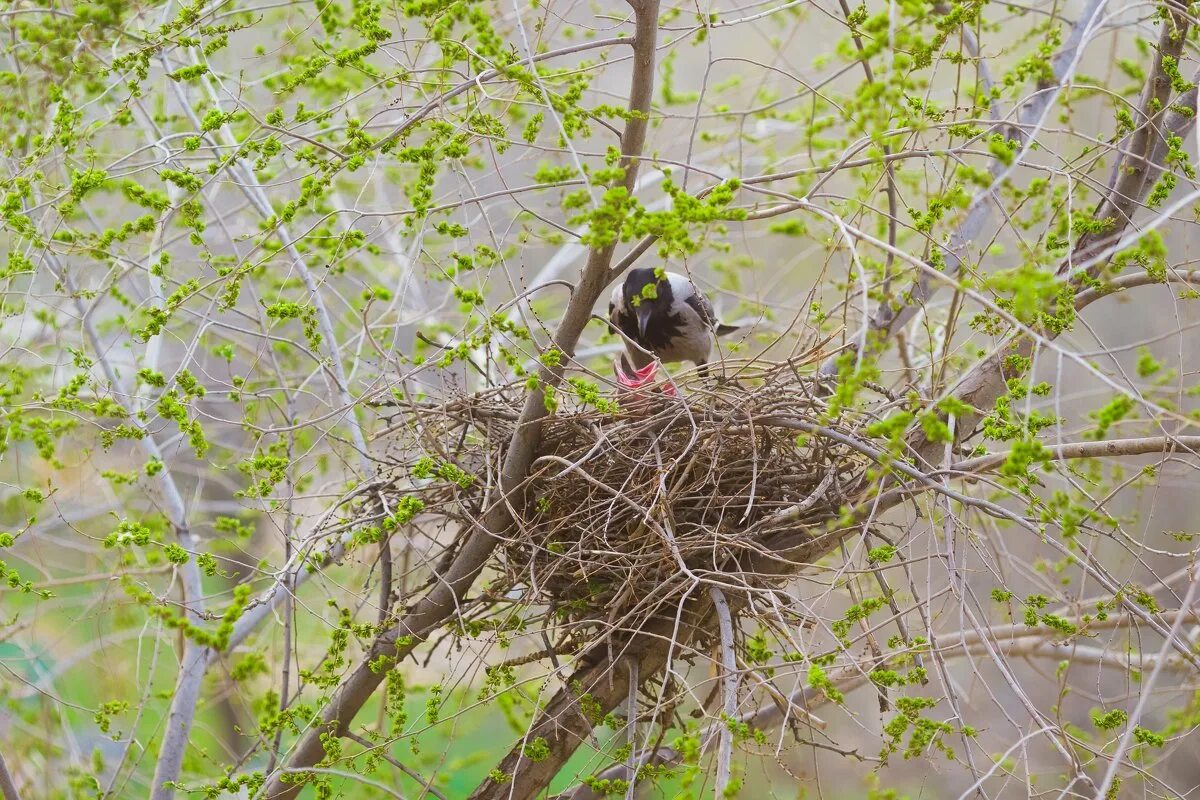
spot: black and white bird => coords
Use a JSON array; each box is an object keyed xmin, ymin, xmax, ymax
[{"xmin": 608, "ymin": 268, "xmax": 738, "ymax": 386}]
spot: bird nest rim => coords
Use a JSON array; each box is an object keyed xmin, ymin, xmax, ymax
[{"xmin": 373, "ymin": 360, "xmax": 900, "ymax": 624}]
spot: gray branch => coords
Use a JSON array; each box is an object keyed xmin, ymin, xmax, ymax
[
  {"xmin": 0, "ymin": 751, "xmax": 22, "ymax": 800},
  {"xmin": 259, "ymin": 3, "xmax": 663, "ymax": 796},
  {"xmin": 819, "ymin": 0, "xmax": 1109, "ymax": 375}
]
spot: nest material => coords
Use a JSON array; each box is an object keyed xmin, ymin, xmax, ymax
[{"xmin": 383, "ymin": 361, "xmax": 888, "ymax": 622}]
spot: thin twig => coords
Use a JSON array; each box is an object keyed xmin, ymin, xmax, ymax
[
  {"xmin": 263, "ymin": 3, "xmax": 664, "ymax": 796},
  {"xmin": 1095, "ymin": 567, "xmax": 1200, "ymax": 797},
  {"xmin": 343, "ymin": 732, "xmax": 451, "ymax": 800}
]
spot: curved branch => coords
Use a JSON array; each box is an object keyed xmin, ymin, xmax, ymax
[
  {"xmin": 1073, "ymin": 268, "xmax": 1200, "ymax": 310},
  {"xmin": 259, "ymin": 4, "xmax": 662, "ymax": 797},
  {"xmin": 558, "ymin": 606, "xmax": 1200, "ymax": 799},
  {"xmin": 950, "ymin": 434, "xmax": 1200, "ymax": 474}
]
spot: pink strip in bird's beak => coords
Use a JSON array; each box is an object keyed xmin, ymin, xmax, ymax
[{"xmin": 614, "ymin": 360, "xmax": 677, "ymax": 397}]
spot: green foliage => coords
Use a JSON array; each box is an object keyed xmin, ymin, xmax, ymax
[{"xmin": 1, "ymin": 2, "xmax": 1194, "ymax": 797}]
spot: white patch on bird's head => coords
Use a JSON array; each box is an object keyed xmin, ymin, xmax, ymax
[
  {"xmin": 664, "ymin": 271, "xmax": 696, "ymax": 301},
  {"xmin": 609, "ymin": 282, "xmax": 626, "ymax": 312}
]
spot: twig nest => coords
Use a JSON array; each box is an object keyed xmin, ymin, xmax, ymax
[
  {"xmin": 375, "ymin": 361, "xmax": 888, "ymax": 625},
  {"xmin": 506, "ymin": 363, "xmax": 881, "ymax": 618}
]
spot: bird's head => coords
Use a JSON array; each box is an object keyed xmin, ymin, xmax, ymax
[{"xmin": 621, "ymin": 267, "xmax": 669, "ymax": 337}]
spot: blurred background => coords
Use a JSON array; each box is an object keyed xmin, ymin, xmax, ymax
[{"xmin": 3, "ymin": 0, "xmax": 1200, "ymax": 797}]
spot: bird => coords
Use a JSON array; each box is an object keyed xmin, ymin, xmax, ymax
[{"xmin": 608, "ymin": 268, "xmax": 738, "ymax": 389}]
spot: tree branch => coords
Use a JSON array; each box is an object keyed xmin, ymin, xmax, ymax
[
  {"xmin": 1072, "ymin": 268, "xmax": 1200, "ymax": 309},
  {"xmin": 709, "ymin": 586, "xmax": 738, "ymax": 798},
  {"xmin": 818, "ymin": 0, "xmax": 1109, "ymax": 375},
  {"xmin": 906, "ymin": 11, "xmax": 1194, "ymax": 470},
  {"xmin": 34, "ymin": 248, "xmax": 208, "ymax": 800},
  {"xmin": 467, "ymin": 632, "xmax": 676, "ymax": 800},
  {"xmin": 557, "ymin": 605, "xmax": 1200, "ymax": 799},
  {"xmin": 149, "ymin": 54, "xmax": 381, "ymax": 797},
  {"xmin": 950, "ymin": 434, "xmax": 1200, "ymax": 474},
  {"xmin": 260, "ymin": 4, "xmax": 662, "ymax": 796},
  {"xmin": 0, "ymin": 751, "xmax": 22, "ymax": 800},
  {"xmin": 1096, "ymin": 572, "xmax": 1199, "ymax": 797}
]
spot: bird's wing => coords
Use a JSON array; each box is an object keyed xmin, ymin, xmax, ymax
[
  {"xmin": 681, "ymin": 283, "xmax": 739, "ymax": 336},
  {"xmin": 683, "ymin": 291, "xmax": 718, "ymax": 328}
]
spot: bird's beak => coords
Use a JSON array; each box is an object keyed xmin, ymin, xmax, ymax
[{"xmin": 636, "ymin": 305, "xmax": 651, "ymax": 338}]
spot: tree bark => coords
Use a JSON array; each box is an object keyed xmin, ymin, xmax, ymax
[{"xmin": 260, "ymin": 3, "xmax": 663, "ymax": 796}]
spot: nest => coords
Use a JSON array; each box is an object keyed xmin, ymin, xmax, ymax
[{"xmin": 378, "ymin": 360, "xmax": 892, "ymax": 624}]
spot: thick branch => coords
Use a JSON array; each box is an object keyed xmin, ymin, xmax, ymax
[
  {"xmin": 467, "ymin": 624, "xmax": 679, "ymax": 800},
  {"xmin": 907, "ymin": 14, "xmax": 1194, "ymax": 470},
  {"xmin": 0, "ymin": 752, "xmax": 21, "ymax": 800},
  {"xmin": 950, "ymin": 435, "xmax": 1200, "ymax": 474},
  {"xmin": 259, "ymin": 5, "xmax": 661, "ymax": 797},
  {"xmin": 558, "ymin": 606, "xmax": 1200, "ymax": 799},
  {"xmin": 818, "ymin": 0, "xmax": 1108, "ymax": 375}
]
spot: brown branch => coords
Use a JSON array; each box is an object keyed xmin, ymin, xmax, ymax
[
  {"xmin": 817, "ymin": 0, "xmax": 1108, "ymax": 375},
  {"xmin": 907, "ymin": 11, "xmax": 1194, "ymax": 470},
  {"xmin": 0, "ymin": 752, "xmax": 21, "ymax": 800},
  {"xmin": 259, "ymin": 5, "xmax": 662, "ymax": 797},
  {"xmin": 467, "ymin": 617, "xmax": 684, "ymax": 800},
  {"xmin": 950, "ymin": 434, "xmax": 1200, "ymax": 474}
]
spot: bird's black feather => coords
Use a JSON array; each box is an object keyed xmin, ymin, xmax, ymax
[{"xmin": 609, "ymin": 268, "xmax": 736, "ymax": 369}]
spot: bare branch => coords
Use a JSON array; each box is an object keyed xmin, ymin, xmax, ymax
[
  {"xmin": 0, "ymin": 752, "xmax": 22, "ymax": 800},
  {"xmin": 1073, "ymin": 267, "xmax": 1200, "ymax": 309},
  {"xmin": 818, "ymin": 0, "xmax": 1110, "ymax": 375},
  {"xmin": 709, "ymin": 586, "xmax": 738, "ymax": 799},
  {"xmin": 950, "ymin": 434, "xmax": 1200, "ymax": 474},
  {"xmin": 1095, "ymin": 571, "xmax": 1200, "ymax": 796},
  {"xmin": 343, "ymin": 732, "xmax": 450, "ymax": 800},
  {"xmin": 260, "ymin": 4, "xmax": 662, "ymax": 796}
]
